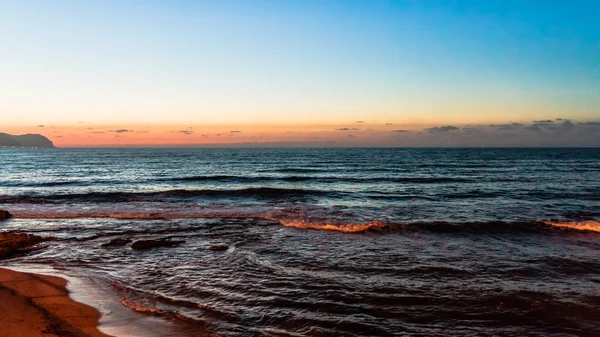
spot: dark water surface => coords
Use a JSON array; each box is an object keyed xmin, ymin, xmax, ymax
[{"xmin": 1, "ymin": 148, "xmax": 599, "ymax": 336}]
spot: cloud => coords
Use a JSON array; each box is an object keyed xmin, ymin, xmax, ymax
[
  {"xmin": 216, "ymin": 134, "xmax": 221, "ymax": 136},
  {"xmin": 109, "ymin": 129, "xmax": 134, "ymax": 133},
  {"xmin": 230, "ymin": 130, "xmax": 241, "ymax": 133},
  {"xmin": 37, "ymin": 125, "xmax": 44, "ymax": 128},
  {"xmin": 385, "ymin": 123, "xmax": 393, "ymax": 125},
  {"xmin": 462, "ymin": 127, "xmax": 482, "ymax": 133},
  {"xmin": 347, "ymin": 134, "xmax": 355, "ymax": 137},
  {"xmin": 392, "ymin": 130, "xmax": 409, "ymax": 133},
  {"xmin": 397, "ymin": 119, "xmax": 599, "ymax": 146},
  {"xmin": 426, "ymin": 125, "xmax": 459, "ymax": 133},
  {"xmin": 356, "ymin": 121, "xmax": 363, "ymax": 123},
  {"xmin": 562, "ymin": 120, "xmax": 575, "ymax": 128},
  {"xmin": 494, "ymin": 123, "xmax": 523, "ymax": 131},
  {"xmin": 336, "ymin": 128, "xmax": 360, "ymax": 131},
  {"xmin": 525, "ymin": 124, "xmax": 543, "ymax": 132},
  {"xmin": 91, "ymin": 131, "xmax": 105, "ymax": 134},
  {"xmin": 546, "ymin": 120, "xmax": 575, "ymax": 131},
  {"xmin": 177, "ymin": 130, "xmax": 193, "ymax": 135}
]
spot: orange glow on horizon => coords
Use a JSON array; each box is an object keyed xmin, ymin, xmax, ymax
[
  {"xmin": 3, "ymin": 117, "xmax": 598, "ymax": 147},
  {"xmin": 1, "ymin": 123, "xmax": 429, "ymax": 147}
]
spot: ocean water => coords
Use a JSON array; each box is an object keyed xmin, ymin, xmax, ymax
[{"xmin": 1, "ymin": 148, "xmax": 599, "ymax": 336}]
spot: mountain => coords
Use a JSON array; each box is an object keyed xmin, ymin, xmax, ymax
[{"xmin": 0, "ymin": 133, "xmax": 55, "ymax": 148}]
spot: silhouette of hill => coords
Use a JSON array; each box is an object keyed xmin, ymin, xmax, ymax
[{"xmin": 0, "ymin": 133, "xmax": 55, "ymax": 148}]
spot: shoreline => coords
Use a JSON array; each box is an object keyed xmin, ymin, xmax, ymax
[
  {"xmin": 1, "ymin": 264, "xmax": 203, "ymax": 337},
  {"xmin": 0, "ymin": 267, "xmax": 110, "ymax": 337},
  {"xmin": 0, "ymin": 231, "xmax": 210, "ymax": 337}
]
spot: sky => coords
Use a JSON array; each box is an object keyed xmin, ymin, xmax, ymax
[{"xmin": 0, "ymin": 0, "xmax": 599, "ymax": 147}]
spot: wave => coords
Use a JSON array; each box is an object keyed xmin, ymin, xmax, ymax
[
  {"xmin": 275, "ymin": 219, "xmax": 600, "ymax": 234},
  {"xmin": 15, "ymin": 213, "xmax": 263, "ymax": 220},
  {"xmin": 6, "ymin": 208, "xmax": 600, "ymax": 235},
  {"xmin": 119, "ymin": 297, "xmax": 209, "ymax": 328},
  {"xmin": 524, "ymin": 191, "xmax": 600, "ymax": 201},
  {"xmin": 120, "ymin": 297, "xmax": 164, "ymax": 315},
  {"xmin": 403, "ymin": 220, "xmax": 600, "ymax": 234},
  {"xmin": 113, "ymin": 282, "xmax": 223, "ymax": 329},
  {"xmin": 256, "ymin": 168, "xmax": 331, "ymax": 173},
  {"xmin": 0, "ymin": 179, "xmax": 137, "ymax": 188},
  {"xmin": 272, "ymin": 219, "xmax": 391, "ymax": 233},
  {"xmin": 0, "ymin": 187, "xmax": 333, "ymax": 204},
  {"xmin": 0, "ymin": 181, "xmax": 84, "ymax": 188},
  {"xmin": 445, "ymin": 191, "xmax": 505, "ymax": 199},
  {"xmin": 165, "ymin": 175, "xmax": 472, "ymax": 184},
  {"xmin": 545, "ymin": 220, "xmax": 600, "ymax": 233},
  {"xmin": 11, "ymin": 212, "xmax": 389, "ymax": 233}
]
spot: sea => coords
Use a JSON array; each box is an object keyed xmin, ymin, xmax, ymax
[{"xmin": 1, "ymin": 148, "xmax": 599, "ymax": 336}]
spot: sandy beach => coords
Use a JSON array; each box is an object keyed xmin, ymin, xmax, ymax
[{"xmin": 0, "ymin": 267, "xmax": 110, "ymax": 337}]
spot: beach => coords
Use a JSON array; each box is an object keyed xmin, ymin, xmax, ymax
[
  {"xmin": 0, "ymin": 267, "xmax": 109, "ymax": 337},
  {"xmin": 0, "ymin": 232, "xmax": 211, "ymax": 337}
]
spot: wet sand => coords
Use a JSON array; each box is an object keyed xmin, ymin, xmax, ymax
[{"xmin": 0, "ymin": 267, "xmax": 111, "ymax": 337}]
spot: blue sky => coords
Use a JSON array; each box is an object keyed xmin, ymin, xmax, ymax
[{"xmin": 0, "ymin": 0, "xmax": 598, "ymax": 145}]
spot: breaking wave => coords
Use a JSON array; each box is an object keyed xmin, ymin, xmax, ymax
[
  {"xmin": 274, "ymin": 219, "xmax": 390, "ymax": 233},
  {"xmin": 4, "ymin": 208, "xmax": 600, "ymax": 235},
  {"xmin": 545, "ymin": 220, "xmax": 600, "ymax": 233}
]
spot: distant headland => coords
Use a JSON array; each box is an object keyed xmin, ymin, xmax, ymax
[{"xmin": 0, "ymin": 132, "xmax": 55, "ymax": 148}]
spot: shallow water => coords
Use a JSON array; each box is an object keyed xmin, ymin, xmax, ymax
[{"xmin": 1, "ymin": 148, "xmax": 599, "ymax": 336}]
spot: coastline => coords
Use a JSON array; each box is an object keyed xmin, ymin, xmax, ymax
[
  {"xmin": 0, "ymin": 264, "xmax": 206, "ymax": 337},
  {"xmin": 0, "ymin": 267, "xmax": 110, "ymax": 337},
  {"xmin": 0, "ymin": 231, "xmax": 211, "ymax": 337}
]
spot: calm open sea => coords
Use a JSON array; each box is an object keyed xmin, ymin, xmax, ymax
[{"xmin": 1, "ymin": 148, "xmax": 599, "ymax": 336}]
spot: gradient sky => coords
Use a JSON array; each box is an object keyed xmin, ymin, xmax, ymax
[{"xmin": 1, "ymin": 0, "xmax": 599, "ymax": 146}]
